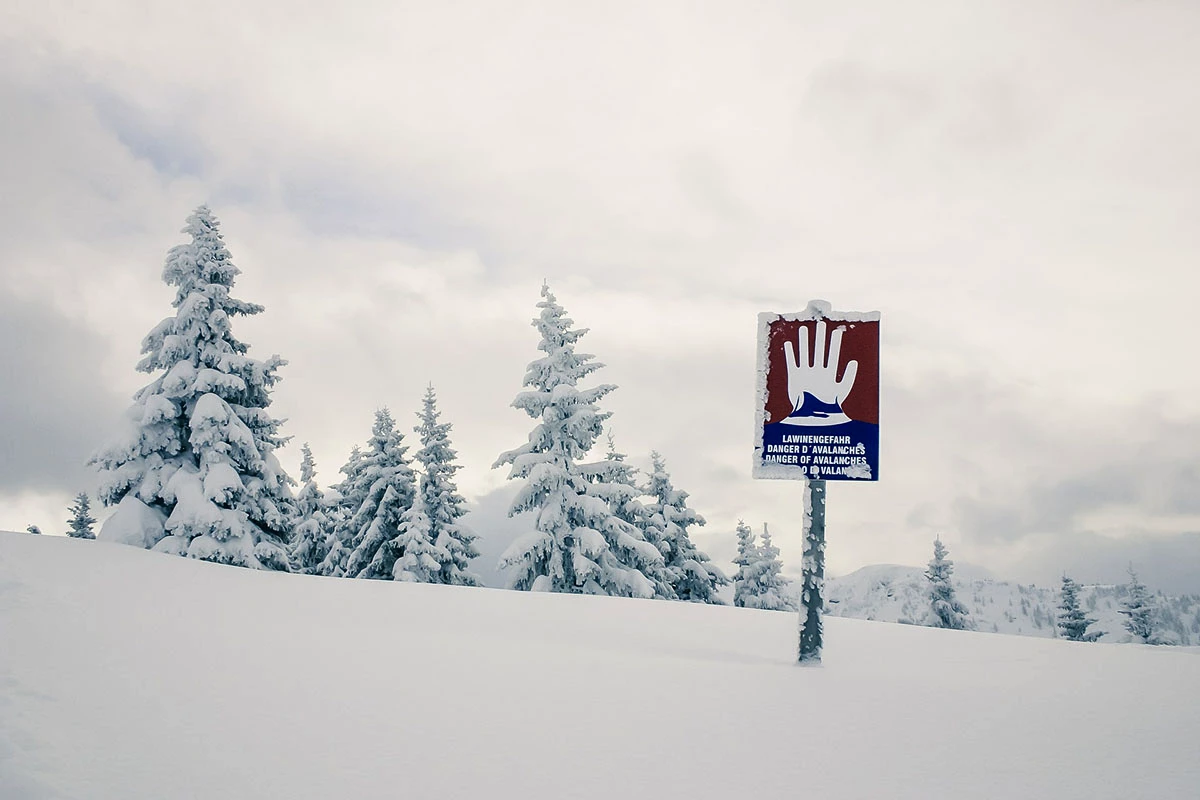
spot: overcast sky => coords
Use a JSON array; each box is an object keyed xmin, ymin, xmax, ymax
[{"xmin": 3, "ymin": 1, "xmax": 1199, "ymax": 592}]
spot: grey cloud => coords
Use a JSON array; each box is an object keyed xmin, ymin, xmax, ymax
[
  {"xmin": 88, "ymin": 84, "xmax": 211, "ymax": 180},
  {"xmin": 798, "ymin": 61, "xmax": 1043, "ymax": 165},
  {"xmin": 1160, "ymin": 463, "xmax": 1200, "ymax": 514},
  {"xmin": 905, "ymin": 503, "xmax": 940, "ymax": 530},
  {"xmin": 952, "ymin": 414, "xmax": 1200, "ymax": 546},
  {"xmin": 946, "ymin": 76, "xmax": 1041, "ymax": 155},
  {"xmin": 276, "ymin": 171, "xmax": 490, "ymax": 261},
  {"xmin": 0, "ymin": 294, "xmax": 126, "ymax": 493},
  {"xmin": 801, "ymin": 62, "xmax": 940, "ymax": 149},
  {"xmin": 2, "ymin": 43, "xmax": 474, "ymax": 261},
  {"xmin": 1011, "ymin": 531, "xmax": 1200, "ymax": 596},
  {"xmin": 0, "ymin": 39, "xmax": 207, "ymax": 285},
  {"xmin": 953, "ymin": 465, "xmax": 1139, "ymax": 545},
  {"xmin": 952, "ymin": 501, "xmax": 1027, "ymax": 546},
  {"xmin": 674, "ymin": 153, "xmax": 747, "ymax": 225}
]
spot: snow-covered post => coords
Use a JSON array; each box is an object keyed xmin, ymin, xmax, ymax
[{"xmin": 798, "ymin": 479, "xmax": 826, "ymax": 664}]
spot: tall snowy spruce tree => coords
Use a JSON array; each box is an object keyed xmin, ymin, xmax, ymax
[
  {"xmin": 1119, "ymin": 566, "xmax": 1156, "ymax": 643},
  {"xmin": 90, "ymin": 206, "xmax": 295, "ymax": 570},
  {"xmin": 290, "ymin": 444, "xmax": 333, "ymax": 574},
  {"xmin": 494, "ymin": 284, "xmax": 663, "ymax": 597},
  {"xmin": 392, "ymin": 386, "xmax": 480, "ymax": 585},
  {"xmin": 326, "ymin": 409, "xmax": 417, "ymax": 580},
  {"xmin": 643, "ymin": 452, "xmax": 728, "ymax": 604},
  {"xmin": 67, "ymin": 492, "xmax": 97, "ymax": 539},
  {"xmin": 924, "ymin": 537, "xmax": 971, "ymax": 630},
  {"xmin": 1057, "ymin": 575, "xmax": 1099, "ymax": 642}
]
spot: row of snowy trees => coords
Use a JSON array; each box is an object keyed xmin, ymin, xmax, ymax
[
  {"xmin": 80, "ymin": 206, "xmax": 486, "ymax": 586},
  {"xmin": 287, "ymin": 394, "xmax": 480, "ymax": 585},
  {"xmin": 1058, "ymin": 567, "xmax": 1159, "ymax": 643},
  {"xmin": 31, "ymin": 205, "xmax": 1176, "ymax": 628},
  {"xmin": 80, "ymin": 206, "xmax": 780, "ymax": 603},
  {"xmin": 926, "ymin": 537, "xmax": 1164, "ymax": 643}
]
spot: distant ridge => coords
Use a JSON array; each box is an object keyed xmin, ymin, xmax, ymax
[{"xmin": 826, "ymin": 563, "xmax": 1200, "ymax": 645}]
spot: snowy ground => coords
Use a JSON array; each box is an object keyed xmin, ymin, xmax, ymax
[{"xmin": 2, "ymin": 532, "xmax": 1198, "ymax": 800}]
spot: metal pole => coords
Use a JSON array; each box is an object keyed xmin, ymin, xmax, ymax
[{"xmin": 798, "ymin": 479, "xmax": 826, "ymax": 665}]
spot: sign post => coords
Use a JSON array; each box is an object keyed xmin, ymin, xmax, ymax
[
  {"xmin": 754, "ymin": 300, "xmax": 879, "ymax": 666},
  {"xmin": 798, "ymin": 479, "xmax": 826, "ymax": 663}
]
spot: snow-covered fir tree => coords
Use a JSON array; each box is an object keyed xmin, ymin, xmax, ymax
[
  {"xmin": 392, "ymin": 386, "xmax": 479, "ymax": 585},
  {"xmin": 925, "ymin": 537, "xmax": 971, "ymax": 630},
  {"xmin": 1119, "ymin": 566, "xmax": 1156, "ymax": 643},
  {"xmin": 317, "ymin": 445, "xmax": 362, "ymax": 578},
  {"xmin": 1057, "ymin": 575, "xmax": 1099, "ymax": 642},
  {"xmin": 66, "ymin": 492, "xmax": 97, "ymax": 539},
  {"xmin": 90, "ymin": 206, "xmax": 295, "ymax": 570},
  {"xmin": 333, "ymin": 409, "xmax": 417, "ymax": 580},
  {"xmin": 582, "ymin": 434, "xmax": 672, "ymax": 598},
  {"xmin": 494, "ymin": 284, "xmax": 663, "ymax": 597},
  {"xmin": 290, "ymin": 444, "xmax": 333, "ymax": 574},
  {"xmin": 590, "ymin": 435, "xmax": 645, "ymax": 534},
  {"xmin": 643, "ymin": 452, "xmax": 728, "ymax": 604},
  {"xmin": 388, "ymin": 500, "xmax": 444, "ymax": 582},
  {"xmin": 732, "ymin": 520, "xmax": 757, "ymax": 607},
  {"xmin": 742, "ymin": 524, "xmax": 796, "ymax": 611}
]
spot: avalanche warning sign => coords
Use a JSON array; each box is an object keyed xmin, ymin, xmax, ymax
[{"xmin": 754, "ymin": 300, "xmax": 880, "ymax": 481}]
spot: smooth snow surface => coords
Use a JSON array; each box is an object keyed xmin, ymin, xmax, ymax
[{"xmin": 1, "ymin": 531, "xmax": 1198, "ymax": 799}]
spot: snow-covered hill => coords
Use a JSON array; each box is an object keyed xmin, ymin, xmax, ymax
[
  {"xmin": 826, "ymin": 564, "xmax": 1200, "ymax": 645},
  {"xmin": 2, "ymin": 531, "xmax": 1199, "ymax": 799}
]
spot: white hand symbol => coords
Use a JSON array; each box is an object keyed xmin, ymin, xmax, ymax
[{"xmin": 782, "ymin": 320, "xmax": 858, "ymax": 425}]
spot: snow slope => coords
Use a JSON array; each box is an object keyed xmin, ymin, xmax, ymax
[
  {"xmin": 827, "ymin": 564, "xmax": 1200, "ymax": 644},
  {"xmin": 1, "ymin": 532, "xmax": 1198, "ymax": 800}
]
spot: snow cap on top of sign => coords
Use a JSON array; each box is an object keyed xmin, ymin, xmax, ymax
[{"xmin": 768, "ymin": 299, "xmax": 881, "ymax": 323}]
